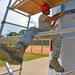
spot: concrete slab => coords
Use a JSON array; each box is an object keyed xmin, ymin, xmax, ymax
[{"xmin": 0, "ymin": 57, "xmax": 49, "ymax": 75}]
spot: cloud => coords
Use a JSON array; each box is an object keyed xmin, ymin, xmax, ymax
[{"xmin": 0, "ymin": 0, "xmax": 41, "ymax": 36}]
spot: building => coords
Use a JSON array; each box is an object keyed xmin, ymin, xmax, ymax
[{"xmin": 48, "ymin": 0, "xmax": 75, "ymax": 75}]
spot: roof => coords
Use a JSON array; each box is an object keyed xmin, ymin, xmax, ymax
[{"xmin": 11, "ymin": 0, "xmax": 72, "ymax": 15}]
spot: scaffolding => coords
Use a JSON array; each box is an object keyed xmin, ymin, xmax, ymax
[{"xmin": 0, "ymin": 0, "xmax": 74, "ymax": 75}]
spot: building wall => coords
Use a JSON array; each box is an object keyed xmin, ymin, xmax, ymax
[{"xmin": 48, "ymin": 0, "xmax": 75, "ymax": 75}]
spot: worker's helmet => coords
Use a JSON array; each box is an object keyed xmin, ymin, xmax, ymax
[{"xmin": 40, "ymin": 3, "xmax": 51, "ymax": 12}]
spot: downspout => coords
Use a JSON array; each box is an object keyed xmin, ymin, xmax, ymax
[{"xmin": 61, "ymin": 4, "xmax": 65, "ymax": 11}]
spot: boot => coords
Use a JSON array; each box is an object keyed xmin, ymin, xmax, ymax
[
  {"xmin": 0, "ymin": 43, "xmax": 26, "ymax": 65},
  {"xmin": 49, "ymin": 57, "xmax": 64, "ymax": 72}
]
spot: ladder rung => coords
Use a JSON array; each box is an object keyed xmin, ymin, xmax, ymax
[{"xmin": 0, "ymin": 68, "xmax": 22, "ymax": 75}]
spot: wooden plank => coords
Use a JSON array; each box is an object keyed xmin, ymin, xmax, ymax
[
  {"xmin": 17, "ymin": 0, "xmax": 41, "ymax": 15},
  {"xmin": 48, "ymin": 0, "xmax": 71, "ymax": 6},
  {"xmin": 16, "ymin": 0, "xmax": 71, "ymax": 15}
]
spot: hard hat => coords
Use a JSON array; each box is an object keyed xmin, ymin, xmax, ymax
[{"xmin": 40, "ymin": 3, "xmax": 51, "ymax": 12}]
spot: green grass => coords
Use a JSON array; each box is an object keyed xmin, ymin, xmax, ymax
[
  {"xmin": 23, "ymin": 54, "xmax": 48, "ymax": 61},
  {"xmin": 0, "ymin": 54, "xmax": 48, "ymax": 67},
  {"xmin": 0, "ymin": 61, "xmax": 4, "ymax": 67}
]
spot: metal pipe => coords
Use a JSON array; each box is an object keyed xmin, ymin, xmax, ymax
[
  {"xmin": 19, "ymin": 64, "xmax": 22, "ymax": 75},
  {"xmin": 11, "ymin": 0, "xmax": 19, "ymax": 8},
  {"xmin": 5, "ymin": 21, "xmax": 27, "ymax": 28},
  {"xmin": 9, "ymin": 8, "xmax": 29, "ymax": 17},
  {"xmin": 13, "ymin": 0, "xmax": 29, "ymax": 9},
  {"xmin": 35, "ymin": 27, "xmax": 75, "ymax": 37},
  {"xmin": 27, "ymin": 16, "xmax": 31, "ymax": 29},
  {"xmin": 0, "ymin": 67, "xmax": 21, "ymax": 75},
  {"xmin": 59, "ymin": 69, "xmax": 75, "ymax": 75},
  {"xmin": 4, "ymin": 61, "xmax": 14, "ymax": 75}
]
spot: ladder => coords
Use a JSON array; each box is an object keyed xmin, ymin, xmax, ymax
[
  {"xmin": 0, "ymin": 0, "xmax": 24, "ymax": 75},
  {"xmin": 0, "ymin": 61, "xmax": 22, "ymax": 75}
]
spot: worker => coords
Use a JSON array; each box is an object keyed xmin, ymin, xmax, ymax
[
  {"xmin": 39, "ymin": 3, "xmax": 65, "ymax": 72},
  {"xmin": 0, "ymin": 3, "xmax": 65, "ymax": 72}
]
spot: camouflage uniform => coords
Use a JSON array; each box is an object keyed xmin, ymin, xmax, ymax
[{"xmin": 0, "ymin": 27, "xmax": 62, "ymax": 64}]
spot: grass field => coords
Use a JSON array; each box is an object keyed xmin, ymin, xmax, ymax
[
  {"xmin": 0, "ymin": 54, "xmax": 48, "ymax": 67},
  {"xmin": 23, "ymin": 54, "xmax": 48, "ymax": 61}
]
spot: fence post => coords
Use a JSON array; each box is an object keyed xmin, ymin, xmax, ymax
[{"xmin": 41, "ymin": 40, "xmax": 44, "ymax": 54}]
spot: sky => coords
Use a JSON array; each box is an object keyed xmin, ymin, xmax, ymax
[
  {"xmin": 0, "ymin": 0, "xmax": 75, "ymax": 37},
  {"xmin": 0, "ymin": 0, "xmax": 41, "ymax": 37}
]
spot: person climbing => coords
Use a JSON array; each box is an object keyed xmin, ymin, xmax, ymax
[{"xmin": 0, "ymin": 3, "xmax": 65, "ymax": 72}]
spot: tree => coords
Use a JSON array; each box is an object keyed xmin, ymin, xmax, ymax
[
  {"xmin": 6, "ymin": 32, "xmax": 19, "ymax": 37},
  {"xmin": 19, "ymin": 29, "xmax": 26, "ymax": 35}
]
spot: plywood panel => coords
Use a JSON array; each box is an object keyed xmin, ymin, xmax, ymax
[{"xmin": 15, "ymin": 0, "xmax": 72, "ymax": 15}]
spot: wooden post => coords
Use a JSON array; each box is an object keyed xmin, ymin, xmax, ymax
[{"xmin": 41, "ymin": 40, "xmax": 44, "ymax": 54}]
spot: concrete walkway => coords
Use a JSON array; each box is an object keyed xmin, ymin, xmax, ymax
[{"xmin": 0, "ymin": 57, "xmax": 49, "ymax": 75}]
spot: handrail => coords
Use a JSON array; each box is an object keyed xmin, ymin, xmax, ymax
[
  {"xmin": 59, "ymin": 70, "xmax": 75, "ymax": 75},
  {"xmin": 35, "ymin": 27, "xmax": 75, "ymax": 37}
]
